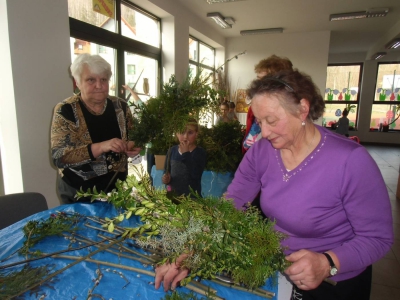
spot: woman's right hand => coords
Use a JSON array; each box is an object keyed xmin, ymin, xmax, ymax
[
  {"xmin": 162, "ymin": 173, "xmax": 171, "ymax": 184},
  {"xmin": 155, "ymin": 254, "xmax": 189, "ymax": 292},
  {"xmin": 101, "ymin": 138, "xmax": 128, "ymax": 153},
  {"xmin": 91, "ymin": 138, "xmax": 128, "ymax": 158}
]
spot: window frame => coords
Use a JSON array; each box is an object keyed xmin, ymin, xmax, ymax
[
  {"xmin": 69, "ymin": 0, "xmax": 161, "ymax": 99},
  {"xmin": 324, "ymin": 63, "xmax": 363, "ymax": 129},
  {"xmin": 371, "ymin": 61, "xmax": 400, "ymax": 131},
  {"xmin": 373, "ymin": 61, "xmax": 400, "ymax": 105},
  {"xmin": 189, "ymin": 35, "xmax": 215, "ymax": 76}
]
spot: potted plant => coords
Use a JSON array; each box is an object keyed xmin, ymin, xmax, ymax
[
  {"xmin": 197, "ymin": 121, "xmax": 244, "ymax": 174},
  {"xmin": 129, "ymin": 71, "xmax": 223, "ymax": 169}
]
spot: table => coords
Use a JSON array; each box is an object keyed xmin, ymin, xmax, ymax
[{"xmin": 0, "ymin": 203, "xmax": 288, "ymax": 300}]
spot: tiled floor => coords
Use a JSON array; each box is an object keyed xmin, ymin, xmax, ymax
[{"xmin": 364, "ymin": 144, "xmax": 400, "ymax": 300}]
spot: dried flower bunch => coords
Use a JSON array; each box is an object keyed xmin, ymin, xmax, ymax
[{"xmin": 77, "ymin": 168, "xmax": 289, "ymax": 289}]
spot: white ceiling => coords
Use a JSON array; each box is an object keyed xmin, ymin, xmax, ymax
[{"xmin": 174, "ymin": 0, "xmax": 400, "ymax": 55}]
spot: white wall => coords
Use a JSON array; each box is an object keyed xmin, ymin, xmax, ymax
[
  {"xmin": 0, "ymin": 0, "xmax": 72, "ymax": 207},
  {"xmin": 226, "ymin": 31, "xmax": 331, "ymax": 125}
]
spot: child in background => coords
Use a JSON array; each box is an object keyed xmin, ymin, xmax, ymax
[
  {"xmin": 227, "ymin": 102, "xmax": 238, "ymax": 121},
  {"xmin": 162, "ymin": 119, "xmax": 206, "ymax": 197},
  {"xmin": 336, "ymin": 109, "xmax": 350, "ymax": 137}
]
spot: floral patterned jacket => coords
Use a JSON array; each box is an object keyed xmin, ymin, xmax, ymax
[{"xmin": 51, "ymin": 94, "xmax": 132, "ymax": 182}]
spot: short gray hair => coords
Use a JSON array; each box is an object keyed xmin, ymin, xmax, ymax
[{"xmin": 70, "ymin": 54, "xmax": 112, "ymax": 85}]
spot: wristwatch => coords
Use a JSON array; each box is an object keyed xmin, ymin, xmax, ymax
[{"xmin": 323, "ymin": 252, "xmax": 338, "ymax": 277}]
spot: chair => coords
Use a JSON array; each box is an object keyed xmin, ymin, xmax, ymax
[{"xmin": 0, "ymin": 192, "xmax": 48, "ymax": 230}]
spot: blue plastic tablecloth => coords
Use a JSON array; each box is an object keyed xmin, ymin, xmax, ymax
[
  {"xmin": 0, "ymin": 203, "xmax": 279, "ymax": 300},
  {"xmin": 151, "ymin": 166, "xmax": 234, "ymax": 198}
]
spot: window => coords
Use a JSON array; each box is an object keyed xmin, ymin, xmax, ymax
[
  {"xmin": 370, "ymin": 63, "xmax": 400, "ymax": 131},
  {"xmin": 323, "ymin": 64, "xmax": 362, "ymax": 129},
  {"xmin": 98, "ymin": 45, "xmax": 107, "ymax": 54},
  {"xmin": 70, "ymin": 38, "xmax": 116, "ymax": 96},
  {"xmin": 68, "ymin": 0, "xmax": 116, "ymax": 33},
  {"xmin": 188, "ymin": 37, "xmax": 216, "ymax": 126},
  {"xmin": 68, "ymin": 0, "xmax": 161, "ymax": 102},
  {"xmin": 121, "ymin": 3, "xmax": 160, "ymax": 48},
  {"xmin": 127, "ymin": 64, "xmax": 136, "ymax": 75},
  {"xmin": 123, "ymin": 52, "xmax": 157, "ymax": 102},
  {"xmin": 189, "ymin": 36, "xmax": 215, "ymax": 78}
]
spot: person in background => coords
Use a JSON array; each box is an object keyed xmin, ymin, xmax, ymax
[
  {"xmin": 243, "ymin": 55, "xmax": 293, "ymax": 154},
  {"xmin": 336, "ymin": 109, "xmax": 350, "ymax": 137},
  {"xmin": 51, "ymin": 54, "xmax": 141, "ymax": 204},
  {"xmin": 161, "ymin": 119, "xmax": 206, "ymax": 197},
  {"xmin": 122, "ymin": 84, "xmax": 144, "ymax": 108},
  {"xmin": 216, "ymin": 101, "xmax": 230, "ymax": 124},
  {"xmin": 227, "ymin": 101, "xmax": 238, "ymax": 121}
]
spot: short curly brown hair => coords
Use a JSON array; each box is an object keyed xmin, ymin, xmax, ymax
[
  {"xmin": 246, "ymin": 70, "xmax": 325, "ymax": 121},
  {"xmin": 254, "ymin": 55, "xmax": 293, "ymax": 75}
]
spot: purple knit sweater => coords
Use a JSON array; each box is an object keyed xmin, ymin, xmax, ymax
[{"xmin": 226, "ymin": 125, "xmax": 393, "ymax": 282}]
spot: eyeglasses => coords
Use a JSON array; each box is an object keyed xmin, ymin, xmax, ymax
[
  {"xmin": 247, "ymin": 75, "xmax": 298, "ymax": 102},
  {"xmin": 263, "ymin": 76, "xmax": 295, "ymax": 92}
]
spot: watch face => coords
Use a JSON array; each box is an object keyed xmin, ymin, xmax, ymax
[{"xmin": 330, "ymin": 267, "xmax": 338, "ymax": 276}]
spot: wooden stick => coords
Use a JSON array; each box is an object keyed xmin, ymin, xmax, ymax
[{"xmin": 52, "ymin": 255, "xmax": 225, "ymax": 300}]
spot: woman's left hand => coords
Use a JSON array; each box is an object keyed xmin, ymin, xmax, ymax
[
  {"xmin": 284, "ymin": 249, "xmax": 331, "ymax": 290},
  {"xmin": 126, "ymin": 141, "xmax": 141, "ymax": 157}
]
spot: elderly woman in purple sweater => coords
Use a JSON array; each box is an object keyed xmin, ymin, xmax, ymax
[
  {"xmin": 154, "ymin": 70, "xmax": 393, "ymax": 300},
  {"xmin": 225, "ymin": 70, "xmax": 393, "ymax": 300}
]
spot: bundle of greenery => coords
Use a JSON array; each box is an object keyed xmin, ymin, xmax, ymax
[
  {"xmin": 197, "ymin": 121, "xmax": 245, "ymax": 173},
  {"xmin": 77, "ymin": 168, "xmax": 289, "ymax": 290}
]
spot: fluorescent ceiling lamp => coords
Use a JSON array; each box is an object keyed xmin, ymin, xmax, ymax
[
  {"xmin": 371, "ymin": 52, "xmax": 387, "ymax": 60},
  {"xmin": 224, "ymin": 17, "xmax": 235, "ymax": 25},
  {"xmin": 330, "ymin": 11, "xmax": 367, "ymax": 21},
  {"xmin": 385, "ymin": 38, "xmax": 400, "ymax": 49},
  {"xmin": 207, "ymin": 12, "xmax": 232, "ymax": 29},
  {"xmin": 330, "ymin": 8, "xmax": 388, "ymax": 21},
  {"xmin": 240, "ymin": 28, "xmax": 283, "ymax": 35},
  {"xmin": 206, "ymin": 0, "xmax": 246, "ymax": 3}
]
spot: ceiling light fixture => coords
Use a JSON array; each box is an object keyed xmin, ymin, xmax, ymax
[
  {"xmin": 224, "ymin": 17, "xmax": 235, "ymax": 25},
  {"xmin": 240, "ymin": 28, "xmax": 284, "ymax": 35},
  {"xmin": 206, "ymin": 0, "xmax": 246, "ymax": 3},
  {"xmin": 330, "ymin": 8, "xmax": 389, "ymax": 21},
  {"xmin": 385, "ymin": 38, "xmax": 400, "ymax": 50},
  {"xmin": 371, "ymin": 52, "xmax": 387, "ymax": 60},
  {"xmin": 207, "ymin": 12, "xmax": 232, "ymax": 29}
]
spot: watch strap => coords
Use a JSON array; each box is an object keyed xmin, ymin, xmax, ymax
[
  {"xmin": 322, "ymin": 252, "xmax": 335, "ymax": 267},
  {"xmin": 323, "ymin": 252, "xmax": 338, "ymax": 276}
]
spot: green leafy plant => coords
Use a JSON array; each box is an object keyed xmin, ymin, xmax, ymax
[
  {"xmin": 77, "ymin": 169, "xmax": 289, "ymax": 290},
  {"xmin": 0, "ymin": 264, "xmax": 57, "ymax": 299},
  {"xmin": 129, "ymin": 71, "xmax": 223, "ymax": 155},
  {"xmin": 20, "ymin": 212, "xmax": 81, "ymax": 257},
  {"xmin": 197, "ymin": 121, "xmax": 244, "ymax": 173},
  {"xmin": 2, "ymin": 168, "xmax": 285, "ymax": 299}
]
